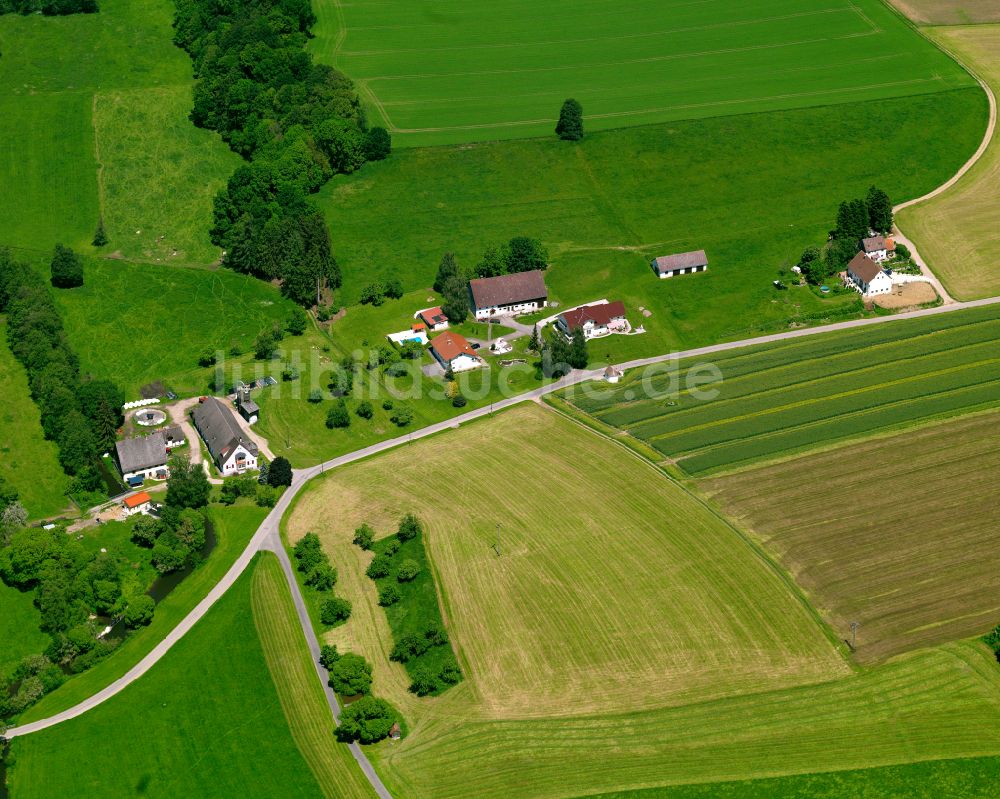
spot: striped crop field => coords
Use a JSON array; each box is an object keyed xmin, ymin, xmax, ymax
[
  {"xmin": 564, "ymin": 304, "xmax": 1000, "ymax": 476},
  {"xmin": 701, "ymin": 410, "xmax": 1000, "ymax": 664},
  {"xmin": 308, "ymin": 0, "xmax": 974, "ymax": 146},
  {"xmin": 286, "ymin": 404, "xmax": 847, "ymax": 723}
]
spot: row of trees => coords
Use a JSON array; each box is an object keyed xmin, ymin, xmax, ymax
[
  {"xmin": 0, "ymin": 0, "xmax": 96, "ymax": 15},
  {"xmin": 293, "ymin": 532, "xmax": 352, "ymax": 625},
  {"xmin": 319, "ymin": 645, "xmax": 399, "ymax": 744},
  {"xmin": 0, "ymin": 249, "xmax": 124, "ymax": 495},
  {"xmin": 473, "ymin": 236, "xmax": 549, "ymax": 278},
  {"xmin": 172, "ymin": 0, "xmax": 391, "ymax": 306}
]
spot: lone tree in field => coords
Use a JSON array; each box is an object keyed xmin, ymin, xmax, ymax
[
  {"xmin": 91, "ymin": 218, "xmax": 108, "ymax": 247},
  {"xmin": 50, "ymin": 244, "xmax": 84, "ymax": 288},
  {"xmin": 556, "ymin": 99, "xmax": 584, "ymax": 141}
]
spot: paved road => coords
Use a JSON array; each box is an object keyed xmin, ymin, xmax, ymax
[{"xmin": 7, "ymin": 293, "xmax": 1000, "ymax": 745}]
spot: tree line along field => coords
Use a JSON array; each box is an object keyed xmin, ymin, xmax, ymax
[
  {"xmin": 309, "ymin": 0, "xmax": 975, "ymax": 147},
  {"xmin": 0, "ymin": 0, "xmax": 237, "ymax": 264},
  {"xmin": 318, "ymin": 89, "xmax": 986, "ymax": 315},
  {"xmin": 896, "ymin": 25, "xmax": 1000, "ymax": 301},
  {"xmin": 701, "ymin": 409, "xmax": 1000, "ymax": 664},
  {"xmin": 564, "ymin": 304, "xmax": 1000, "ymax": 476},
  {"xmin": 287, "ymin": 405, "xmax": 847, "ymax": 722}
]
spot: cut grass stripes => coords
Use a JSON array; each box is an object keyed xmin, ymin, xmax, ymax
[{"xmin": 251, "ymin": 553, "xmax": 377, "ymax": 799}]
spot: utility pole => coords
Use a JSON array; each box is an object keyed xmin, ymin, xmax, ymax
[{"xmin": 849, "ymin": 621, "xmax": 860, "ymax": 651}]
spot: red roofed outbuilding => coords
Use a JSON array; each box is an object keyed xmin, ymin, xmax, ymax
[{"xmin": 556, "ymin": 301, "xmax": 629, "ymax": 340}]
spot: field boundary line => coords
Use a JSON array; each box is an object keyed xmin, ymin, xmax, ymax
[
  {"xmin": 91, "ymin": 93, "xmax": 106, "ymax": 229},
  {"xmin": 540, "ymin": 397, "xmax": 855, "ymax": 669}
]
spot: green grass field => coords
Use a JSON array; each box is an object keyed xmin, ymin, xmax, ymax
[
  {"xmin": 564, "ymin": 304, "xmax": 1000, "ymax": 476},
  {"xmin": 0, "ymin": 321, "xmax": 70, "ymax": 519},
  {"xmin": 0, "ymin": 0, "xmax": 236, "ymax": 264},
  {"xmin": 319, "ymin": 89, "xmax": 986, "ymax": 320},
  {"xmin": 251, "ymin": 553, "xmax": 377, "ymax": 799},
  {"xmin": 896, "ymin": 25, "xmax": 1000, "ymax": 301},
  {"xmin": 288, "ymin": 405, "xmax": 847, "ymax": 722},
  {"xmin": 0, "ymin": 582, "xmax": 50, "ymax": 675},
  {"xmin": 311, "ymin": 0, "xmax": 974, "ymax": 146},
  {"xmin": 8, "ymin": 557, "xmax": 325, "ymax": 799},
  {"xmin": 702, "ymin": 410, "xmax": 1000, "ymax": 663},
  {"xmin": 20, "ymin": 503, "xmax": 268, "ymax": 723}
]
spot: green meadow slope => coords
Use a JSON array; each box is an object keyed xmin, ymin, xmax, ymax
[{"xmin": 0, "ymin": 0, "xmax": 237, "ymax": 264}]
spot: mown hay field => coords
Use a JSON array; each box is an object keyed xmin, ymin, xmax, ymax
[
  {"xmin": 890, "ymin": 0, "xmax": 1000, "ymax": 24},
  {"xmin": 287, "ymin": 404, "xmax": 847, "ymax": 722},
  {"xmin": 375, "ymin": 642, "xmax": 1000, "ymax": 798},
  {"xmin": 701, "ymin": 410, "xmax": 1000, "ymax": 663},
  {"xmin": 565, "ymin": 304, "xmax": 1000, "ymax": 476},
  {"xmin": 897, "ymin": 25, "xmax": 1000, "ymax": 301},
  {"xmin": 310, "ymin": 0, "xmax": 974, "ymax": 146}
]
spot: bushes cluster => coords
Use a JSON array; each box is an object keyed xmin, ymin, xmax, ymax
[
  {"xmin": 542, "ymin": 327, "xmax": 588, "ymax": 378},
  {"xmin": 983, "ymin": 626, "xmax": 1000, "ymax": 662},
  {"xmin": 0, "ymin": 249, "xmax": 124, "ymax": 493},
  {"xmin": 319, "ymin": 646, "xmax": 399, "ymax": 743},
  {"xmin": 172, "ymin": 0, "xmax": 391, "ymax": 305},
  {"xmin": 474, "ymin": 236, "xmax": 549, "ymax": 278},
  {"xmin": 131, "ymin": 504, "xmax": 207, "ymax": 575},
  {"xmin": 389, "ymin": 624, "xmax": 449, "ymax": 663}
]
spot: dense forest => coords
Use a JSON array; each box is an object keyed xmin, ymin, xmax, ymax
[
  {"xmin": 0, "ymin": 249, "xmax": 123, "ymax": 497},
  {"xmin": 173, "ymin": 0, "xmax": 391, "ymax": 306}
]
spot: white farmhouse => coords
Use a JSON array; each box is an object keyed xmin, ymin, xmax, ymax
[
  {"xmin": 860, "ymin": 235, "xmax": 895, "ymax": 263},
  {"xmin": 469, "ymin": 271, "xmax": 548, "ymax": 320},
  {"xmin": 115, "ymin": 433, "xmax": 169, "ymax": 484},
  {"xmin": 429, "ymin": 331, "xmax": 484, "ymax": 373},
  {"xmin": 847, "ymin": 252, "xmax": 893, "ymax": 297},
  {"xmin": 192, "ymin": 397, "xmax": 259, "ymax": 475}
]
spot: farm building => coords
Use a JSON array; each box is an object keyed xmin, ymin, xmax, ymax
[
  {"xmin": 236, "ymin": 389, "xmax": 260, "ymax": 424},
  {"xmin": 603, "ymin": 365, "xmax": 624, "ymax": 384},
  {"xmin": 860, "ymin": 235, "xmax": 895, "ymax": 262},
  {"xmin": 121, "ymin": 491, "xmax": 153, "ymax": 517},
  {"xmin": 430, "ymin": 331, "xmax": 484, "ymax": 373},
  {"xmin": 417, "ymin": 306, "xmax": 449, "ymax": 331},
  {"xmin": 651, "ymin": 250, "xmax": 708, "ymax": 278},
  {"xmin": 846, "ymin": 252, "xmax": 893, "ymax": 297},
  {"xmin": 115, "ymin": 433, "xmax": 170, "ymax": 484},
  {"xmin": 557, "ymin": 301, "xmax": 629, "ymax": 340},
  {"xmin": 193, "ymin": 397, "xmax": 259, "ymax": 475},
  {"xmin": 161, "ymin": 425, "xmax": 186, "ymax": 449},
  {"xmin": 469, "ymin": 270, "xmax": 548, "ymax": 320}
]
